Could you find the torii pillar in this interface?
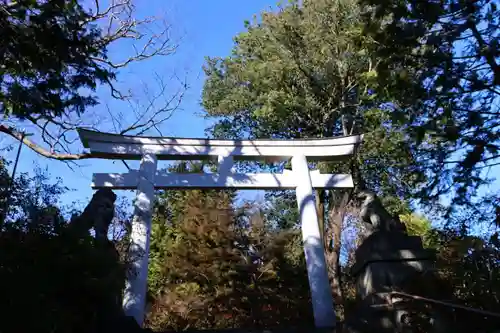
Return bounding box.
[77,128,363,328]
[122,153,157,324]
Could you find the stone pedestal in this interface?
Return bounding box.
[348,231,436,332]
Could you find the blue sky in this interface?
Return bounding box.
[2,0,276,210]
[1,0,498,229]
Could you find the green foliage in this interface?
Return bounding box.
[359,0,500,207]
[0,163,125,333]
[149,161,238,297]
[1,0,499,330]
[0,225,125,333]
[147,162,313,330]
[263,190,300,230]
[400,213,438,248]
[0,157,12,219]
[0,0,114,120]
[201,0,429,310]
[434,228,500,313]
[203,0,372,138]
[202,0,425,209]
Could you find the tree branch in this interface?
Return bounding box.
[0,124,93,160]
[2,0,185,161]
[87,0,177,72]
[466,10,500,85]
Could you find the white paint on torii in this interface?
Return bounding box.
[77,129,363,328]
[78,128,361,161]
[92,170,354,190]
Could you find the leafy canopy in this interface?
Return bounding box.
[202,0,425,207]
[0,0,114,120]
[360,0,500,207]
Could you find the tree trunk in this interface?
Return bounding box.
[325,190,350,305]
[316,189,326,245]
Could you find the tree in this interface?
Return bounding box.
[0,0,182,161]
[0,164,126,333]
[403,220,500,330]
[359,0,500,211]
[262,190,300,231]
[400,213,438,249]
[435,229,500,314]
[202,0,425,305]
[146,162,313,330]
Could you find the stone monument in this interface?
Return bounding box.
[348,191,437,332]
[67,188,150,333]
[67,188,117,242]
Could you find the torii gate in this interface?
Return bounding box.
[77,129,363,328]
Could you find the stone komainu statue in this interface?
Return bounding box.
[349,190,449,332]
[358,190,407,235]
[65,189,135,332]
[68,188,117,241]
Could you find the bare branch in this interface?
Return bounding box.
[104,76,132,100]
[88,0,177,71]
[0,124,94,160]
[1,0,186,162]
[119,72,187,135]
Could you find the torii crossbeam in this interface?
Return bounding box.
[78,129,363,328]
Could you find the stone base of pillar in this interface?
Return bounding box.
[347,231,441,332]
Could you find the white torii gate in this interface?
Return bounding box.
[77,129,363,328]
